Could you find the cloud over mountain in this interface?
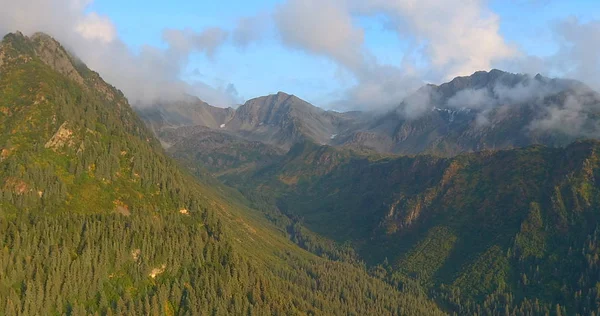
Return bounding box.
[271,0,516,110]
[2,0,600,113]
[0,0,238,107]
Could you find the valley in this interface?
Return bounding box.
[145,66,600,315]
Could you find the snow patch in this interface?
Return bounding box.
[431,107,473,122]
[220,124,225,128]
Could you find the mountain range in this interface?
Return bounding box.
[143,68,600,158]
[140,50,600,315]
[3,30,600,316]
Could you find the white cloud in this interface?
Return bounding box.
[274,0,366,72]
[350,0,517,79]
[445,78,560,112]
[271,0,517,111]
[0,0,236,107]
[2,0,599,114]
[398,85,440,119]
[162,27,229,60]
[447,88,495,110]
[76,12,117,43]
[273,0,422,110]
[232,14,269,49]
[551,17,600,89]
[494,79,554,104]
[529,94,600,137]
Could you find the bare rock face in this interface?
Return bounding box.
[139,95,236,133]
[222,92,366,149]
[149,264,167,279]
[45,122,74,151]
[31,33,84,85]
[0,46,5,71]
[0,148,10,161]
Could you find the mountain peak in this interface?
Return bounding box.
[443,69,527,90]
[244,91,313,111]
[0,31,88,86]
[2,30,26,42]
[2,31,57,45]
[30,32,56,43]
[1,31,36,57]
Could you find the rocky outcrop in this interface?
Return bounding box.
[45,122,74,151]
[0,46,5,70]
[31,33,85,85]
[149,264,166,279]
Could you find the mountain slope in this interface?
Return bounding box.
[159,125,285,176]
[138,95,235,133]
[343,69,600,155]
[0,32,444,315]
[141,91,370,150]
[0,31,177,213]
[222,92,363,149]
[224,139,600,315]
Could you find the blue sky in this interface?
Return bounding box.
[86,0,342,104]
[492,0,599,53]
[6,0,597,109]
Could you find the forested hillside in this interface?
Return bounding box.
[0,32,444,315]
[217,139,600,315]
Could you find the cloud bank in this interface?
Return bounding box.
[0,0,240,107]
[1,0,600,115]
[269,0,518,111]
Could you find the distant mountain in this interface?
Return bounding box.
[342,69,600,155]
[223,92,367,149]
[145,70,600,160]
[138,95,235,132]
[0,31,444,316]
[141,91,371,150]
[158,125,285,176]
[141,92,372,176]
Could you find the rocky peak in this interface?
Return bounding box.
[235,92,312,125]
[31,32,85,85]
[1,31,85,84]
[436,69,529,97]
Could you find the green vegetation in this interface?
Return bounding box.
[397,226,458,285]
[7,28,600,316]
[209,136,600,315]
[0,212,445,315]
[0,33,444,315]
